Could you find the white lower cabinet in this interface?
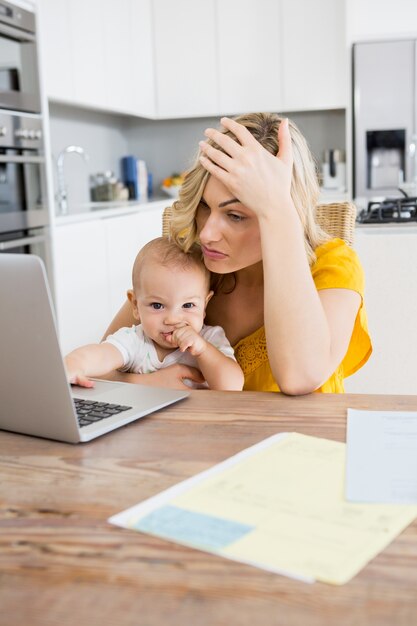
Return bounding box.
[105,209,165,320]
[53,206,165,354]
[53,219,109,355]
[345,228,417,395]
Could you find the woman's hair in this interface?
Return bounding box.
[170,112,330,266]
[132,236,210,292]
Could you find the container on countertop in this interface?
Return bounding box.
[90,171,129,202]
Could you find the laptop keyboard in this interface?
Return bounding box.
[73,398,132,428]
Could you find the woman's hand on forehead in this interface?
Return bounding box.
[198,117,294,221]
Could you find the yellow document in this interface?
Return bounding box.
[109,432,417,585]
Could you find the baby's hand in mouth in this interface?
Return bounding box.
[163,323,188,344]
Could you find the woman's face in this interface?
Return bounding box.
[196,176,262,274]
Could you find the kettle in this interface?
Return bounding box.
[321,149,346,191]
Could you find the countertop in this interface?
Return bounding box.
[52,193,417,234]
[55,191,349,227]
[53,197,171,226]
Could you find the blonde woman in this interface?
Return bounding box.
[105,113,371,394]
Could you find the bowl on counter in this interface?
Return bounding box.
[161,184,181,199]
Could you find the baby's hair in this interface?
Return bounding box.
[132,236,210,291]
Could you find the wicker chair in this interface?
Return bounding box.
[315,202,356,247]
[162,201,357,247]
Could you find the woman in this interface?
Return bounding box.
[105,112,371,394]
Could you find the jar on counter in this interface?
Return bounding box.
[90,171,129,202]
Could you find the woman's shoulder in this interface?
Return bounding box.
[314,237,356,261]
[312,238,365,294]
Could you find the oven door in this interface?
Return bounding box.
[0,149,49,234]
[0,16,40,114]
[0,228,46,253]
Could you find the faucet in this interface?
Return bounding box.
[56,145,89,215]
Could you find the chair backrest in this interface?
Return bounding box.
[162,201,357,247]
[315,202,357,247]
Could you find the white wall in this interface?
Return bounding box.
[48,103,130,209]
[47,106,345,211]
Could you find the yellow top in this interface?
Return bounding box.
[233,238,372,393]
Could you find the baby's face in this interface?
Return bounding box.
[132,263,211,349]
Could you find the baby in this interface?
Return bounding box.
[65,237,244,390]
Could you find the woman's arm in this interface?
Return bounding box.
[102,299,136,340]
[199,118,360,394]
[100,364,206,390]
[260,215,360,393]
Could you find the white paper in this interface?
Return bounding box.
[346,409,417,504]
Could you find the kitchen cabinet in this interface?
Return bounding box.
[281,0,347,111]
[347,0,417,42]
[53,219,110,355]
[217,0,282,114]
[106,210,164,318]
[152,0,218,118]
[53,204,165,354]
[154,0,347,116]
[69,0,107,110]
[345,226,417,395]
[130,0,157,117]
[38,0,347,119]
[38,0,155,116]
[37,0,74,102]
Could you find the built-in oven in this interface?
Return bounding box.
[0,2,53,293]
[0,0,40,114]
[0,110,50,250]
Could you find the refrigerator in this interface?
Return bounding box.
[353,39,417,200]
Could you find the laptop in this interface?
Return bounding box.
[0,254,189,443]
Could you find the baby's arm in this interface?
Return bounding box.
[171,326,244,391]
[64,343,124,388]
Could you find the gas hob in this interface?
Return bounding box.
[357,196,417,223]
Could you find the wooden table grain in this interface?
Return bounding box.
[2,391,417,626]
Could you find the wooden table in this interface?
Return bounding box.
[2,391,417,626]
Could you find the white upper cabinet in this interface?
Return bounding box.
[38,0,347,118]
[69,0,107,110]
[152,0,218,118]
[217,0,282,115]
[347,0,417,42]
[102,0,134,114]
[104,0,156,116]
[281,0,347,111]
[37,0,74,102]
[38,0,155,116]
[130,0,156,117]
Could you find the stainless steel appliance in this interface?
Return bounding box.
[0,110,49,250]
[353,39,417,200]
[357,195,417,224]
[0,1,50,265]
[321,149,346,191]
[0,0,41,114]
